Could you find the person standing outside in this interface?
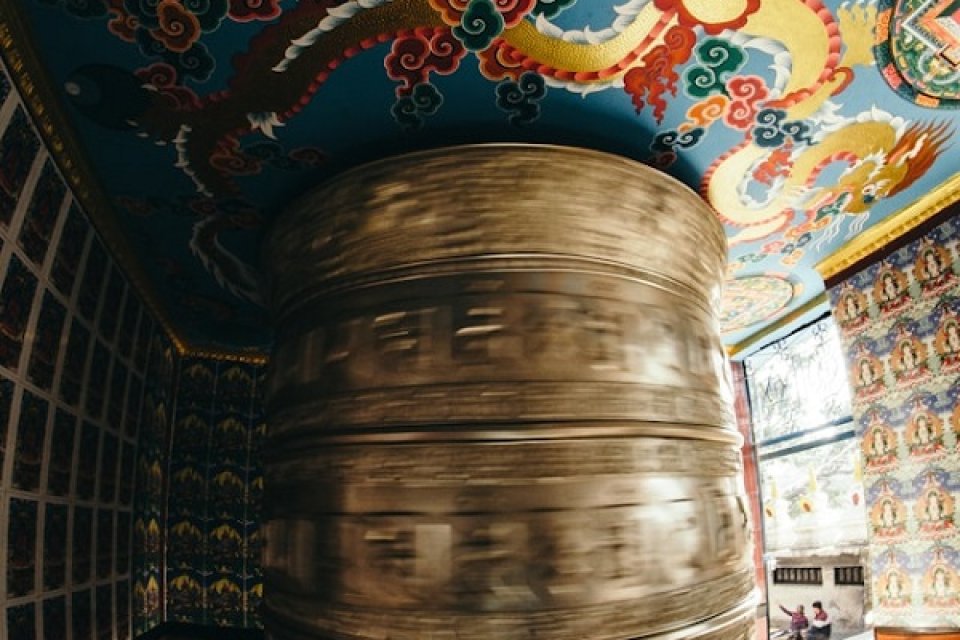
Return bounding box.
[808,601,832,640]
[779,603,809,639]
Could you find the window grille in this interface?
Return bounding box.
[834,566,864,585]
[773,567,823,585]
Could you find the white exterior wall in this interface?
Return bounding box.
[766,553,867,638]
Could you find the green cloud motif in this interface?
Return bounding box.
[391,83,444,129]
[453,0,505,52]
[532,0,578,19]
[684,38,746,98]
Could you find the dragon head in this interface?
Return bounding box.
[821,121,951,216]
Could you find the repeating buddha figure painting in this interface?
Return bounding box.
[133,576,161,625]
[933,305,960,373]
[853,342,886,402]
[922,548,960,610]
[913,239,956,297]
[832,212,960,628]
[835,283,871,333]
[913,473,956,540]
[890,324,931,387]
[877,551,912,609]
[874,263,911,317]
[905,408,947,460]
[870,482,908,542]
[862,411,899,472]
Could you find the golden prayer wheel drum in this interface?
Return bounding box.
[263,145,756,639]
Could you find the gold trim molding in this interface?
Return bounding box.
[816,172,960,282]
[731,169,960,359]
[0,3,268,364]
[187,349,268,366]
[725,292,828,358]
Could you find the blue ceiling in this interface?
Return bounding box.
[6,0,960,353]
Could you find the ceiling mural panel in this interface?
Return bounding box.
[4,0,960,352]
[876,0,960,106]
[719,275,797,333]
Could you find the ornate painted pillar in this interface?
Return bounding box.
[262,144,756,639]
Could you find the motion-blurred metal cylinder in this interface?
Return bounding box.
[263,145,756,640]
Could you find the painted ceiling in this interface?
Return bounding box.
[3,0,960,355]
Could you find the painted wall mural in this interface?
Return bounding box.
[829,213,960,628]
[131,331,176,636]
[5,0,959,352]
[875,0,960,107]
[1,55,270,637]
[0,58,157,640]
[166,357,265,629]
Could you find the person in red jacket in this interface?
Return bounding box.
[808,601,832,639]
[779,603,809,639]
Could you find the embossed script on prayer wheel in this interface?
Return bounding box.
[262,145,756,639]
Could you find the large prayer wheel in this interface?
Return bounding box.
[262,145,756,639]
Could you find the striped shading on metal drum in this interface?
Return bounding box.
[263,144,756,639]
